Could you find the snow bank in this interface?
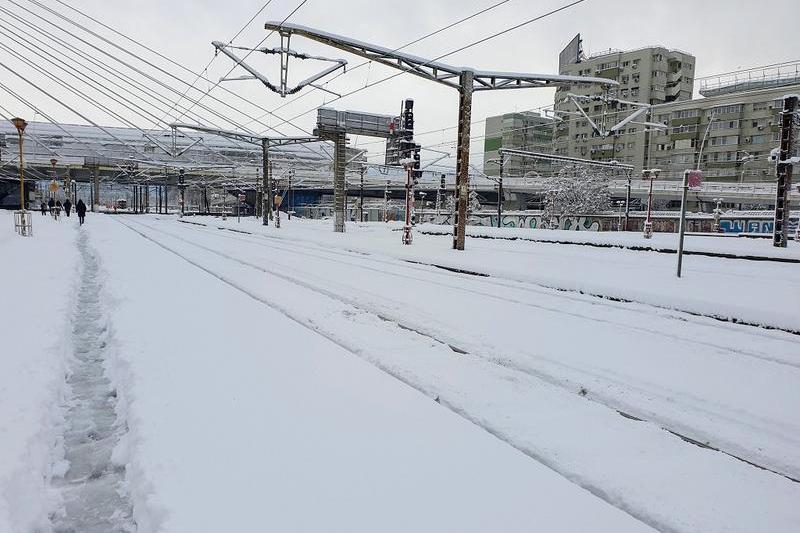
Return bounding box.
[88,217,654,533]
[0,212,79,531]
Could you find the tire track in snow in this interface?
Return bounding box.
[120,217,800,484]
[51,229,135,533]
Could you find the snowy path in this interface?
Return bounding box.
[112,215,800,533]
[51,229,135,532]
[84,216,655,533]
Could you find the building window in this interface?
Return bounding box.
[632,74,640,83]
[672,109,700,119]
[753,101,769,111]
[632,59,640,69]
[627,142,635,149]
[708,104,744,116]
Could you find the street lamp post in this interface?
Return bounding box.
[12,118,27,210]
[11,117,33,236]
[641,168,660,239]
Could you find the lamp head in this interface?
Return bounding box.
[11,117,27,134]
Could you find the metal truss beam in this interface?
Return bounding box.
[263,22,617,249]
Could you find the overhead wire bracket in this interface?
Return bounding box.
[211,32,347,98]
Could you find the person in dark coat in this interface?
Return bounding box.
[48,197,55,214]
[40,201,47,216]
[76,199,87,225]
[64,198,72,217]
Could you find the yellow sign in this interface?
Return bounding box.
[274,195,283,206]
[49,180,59,192]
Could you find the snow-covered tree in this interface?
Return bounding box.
[540,164,612,228]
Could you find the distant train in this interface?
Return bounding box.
[115,198,128,210]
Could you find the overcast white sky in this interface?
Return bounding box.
[2,0,799,166]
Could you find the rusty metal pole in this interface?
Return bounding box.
[773,95,797,248]
[453,70,474,250]
[92,166,100,212]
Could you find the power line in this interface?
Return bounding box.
[7,0,332,163]
[154,0,276,128]
[173,0,309,123]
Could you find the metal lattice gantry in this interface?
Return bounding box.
[265,21,618,250]
[171,123,317,225]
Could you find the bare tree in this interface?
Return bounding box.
[540,164,612,228]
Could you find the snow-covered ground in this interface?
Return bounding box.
[0,212,77,532]
[208,216,800,332]
[417,222,800,260]
[2,211,799,532]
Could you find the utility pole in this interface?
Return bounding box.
[179,168,185,217]
[773,95,797,248]
[262,138,271,226]
[359,164,365,222]
[403,164,413,245]
[92,166,100,212]
[255,167,262,219]
[453,70,474,250]
[497,153,504,229]
[676,170,690,278]
[288,169,294,220]
[383,180,389,223]
[623,174,632,231]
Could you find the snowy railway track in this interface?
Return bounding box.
[174,217,800,338]
[170,217,800,367]
[118,217,800,485]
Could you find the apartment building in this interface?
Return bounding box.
[647,84,800,182]
[483,111,554,178]
[552,35,695,171]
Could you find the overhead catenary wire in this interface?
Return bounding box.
[154,0,276,128]
[172,0,310,123]
[5,0,333,163]
[0,11,266,167]
[16,0,317,141]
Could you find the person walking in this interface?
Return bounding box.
[48,197,55,215]
[64,198,72,217]
[76,199,87,225]
[40,201,47,216]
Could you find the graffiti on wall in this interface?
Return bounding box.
[298,206,797,235]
